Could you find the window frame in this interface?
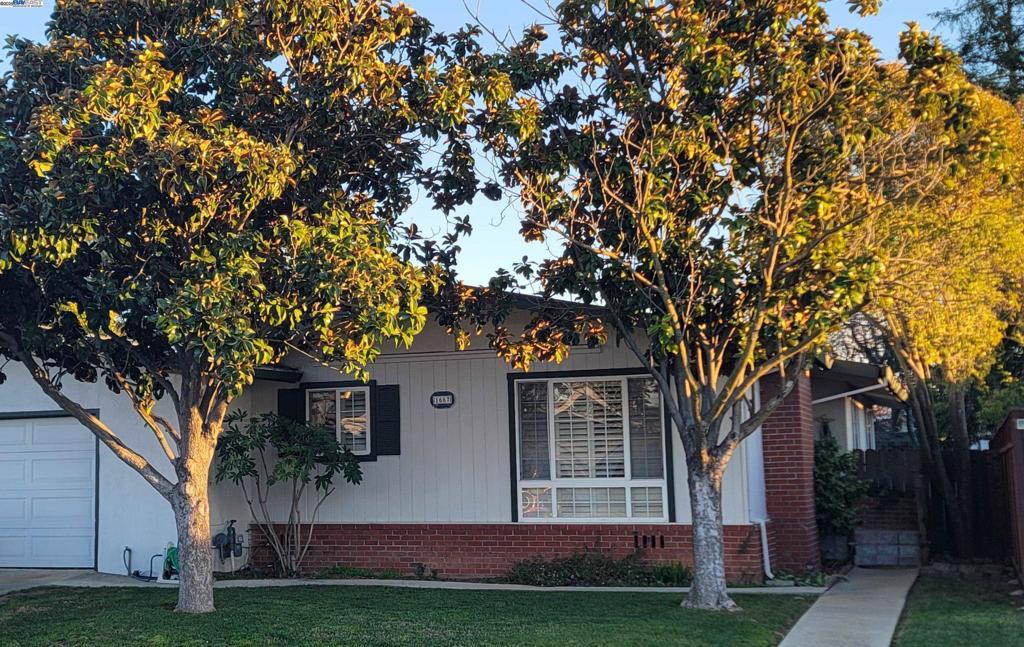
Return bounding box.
[305,385,372,457]
[512,374,670,523]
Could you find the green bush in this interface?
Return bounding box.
[651,561,692,586]
[814,437,868,536]
[506,549,690,587]
[773,569,828,587]
[216,412,363,576]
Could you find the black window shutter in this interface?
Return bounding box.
[373,384,401,456]
[278,388,304,422]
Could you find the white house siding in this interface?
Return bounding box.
[225,321,755,530]
[0,317,762,576]
[812,397,878,453]
[813,399,848,445]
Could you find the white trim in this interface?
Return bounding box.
[306,386,372,457]
[375,347,604,363]
[811,383,885,405]
[513,374,669,523]
[745,382,767,524]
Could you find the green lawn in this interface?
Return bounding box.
[0,585,813,646]
[894,574,1024,647]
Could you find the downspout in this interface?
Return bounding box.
[752,518,774,580]
[745,382,774,580]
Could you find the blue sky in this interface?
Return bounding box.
[1,0,955,286]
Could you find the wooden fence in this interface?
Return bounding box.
[851,436,1019,562]
[991,408,1024,578]
[855,448,921,495]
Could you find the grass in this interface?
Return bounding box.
[214,565,411,581]
[0,585,813,646]
[893,573,1024,647]
[315,565,408,580]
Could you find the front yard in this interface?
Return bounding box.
[0,585,812,646]
[894,573,1024,646]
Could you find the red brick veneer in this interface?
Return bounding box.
[858,496,918,531]
[249,523,765,581]
[760,372,821,572]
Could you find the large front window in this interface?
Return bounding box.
[515,376,667,521]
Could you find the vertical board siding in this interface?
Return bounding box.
[242,327,753,525]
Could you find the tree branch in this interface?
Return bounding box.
[0,333,175,500]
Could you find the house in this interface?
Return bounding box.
[811,359,908,452]
[0,308,822,581]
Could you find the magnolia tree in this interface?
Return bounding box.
[461,1,985,610]
[0,0,484,612]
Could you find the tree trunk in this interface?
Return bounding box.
[683,464,737,611]
[170,426,218,613]
[947,385,974,557]
[906,381,970,557]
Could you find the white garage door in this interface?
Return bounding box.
[0,415,96,568]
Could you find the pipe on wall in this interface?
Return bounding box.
[751,518,774,580]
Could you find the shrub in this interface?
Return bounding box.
[216,412,363,576]
[506,549,690,587]
[773,569,828,587]
[814,437,868,536]
[651,562,692,586]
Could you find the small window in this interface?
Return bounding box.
[521,487,553,518]
[307,387,371,456]
[556,487,627,518]
[630,487,664,518]
[518,382,551,479]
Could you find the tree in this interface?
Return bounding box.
[977,337,1024,433]
[462,1,983,609]
[0,0,482,612]
[216,412,362,576]
[936,1,1024,100]
[860,89,1024,556]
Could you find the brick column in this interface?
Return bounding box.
[761,371,820,572]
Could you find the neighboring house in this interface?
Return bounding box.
[811,359,908,453]
[0,308,821,581]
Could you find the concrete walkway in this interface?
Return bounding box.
[1,568,826,596]
[780,567,918,647]
[0,569,96,595]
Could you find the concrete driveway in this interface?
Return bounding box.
[0,569,97,595]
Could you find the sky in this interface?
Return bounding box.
[0,0,957,286]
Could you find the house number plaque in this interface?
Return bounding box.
[430,391,455,409]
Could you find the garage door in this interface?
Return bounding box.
[0,415,96,567]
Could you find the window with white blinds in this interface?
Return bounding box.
[553,380,625,478]
[515,376,667,522]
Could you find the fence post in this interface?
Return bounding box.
[913,473,929,564]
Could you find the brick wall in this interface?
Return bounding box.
[761,371,821,572]
[250,523,765,581]
[858,496,918,531]
[243,371,822,580]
